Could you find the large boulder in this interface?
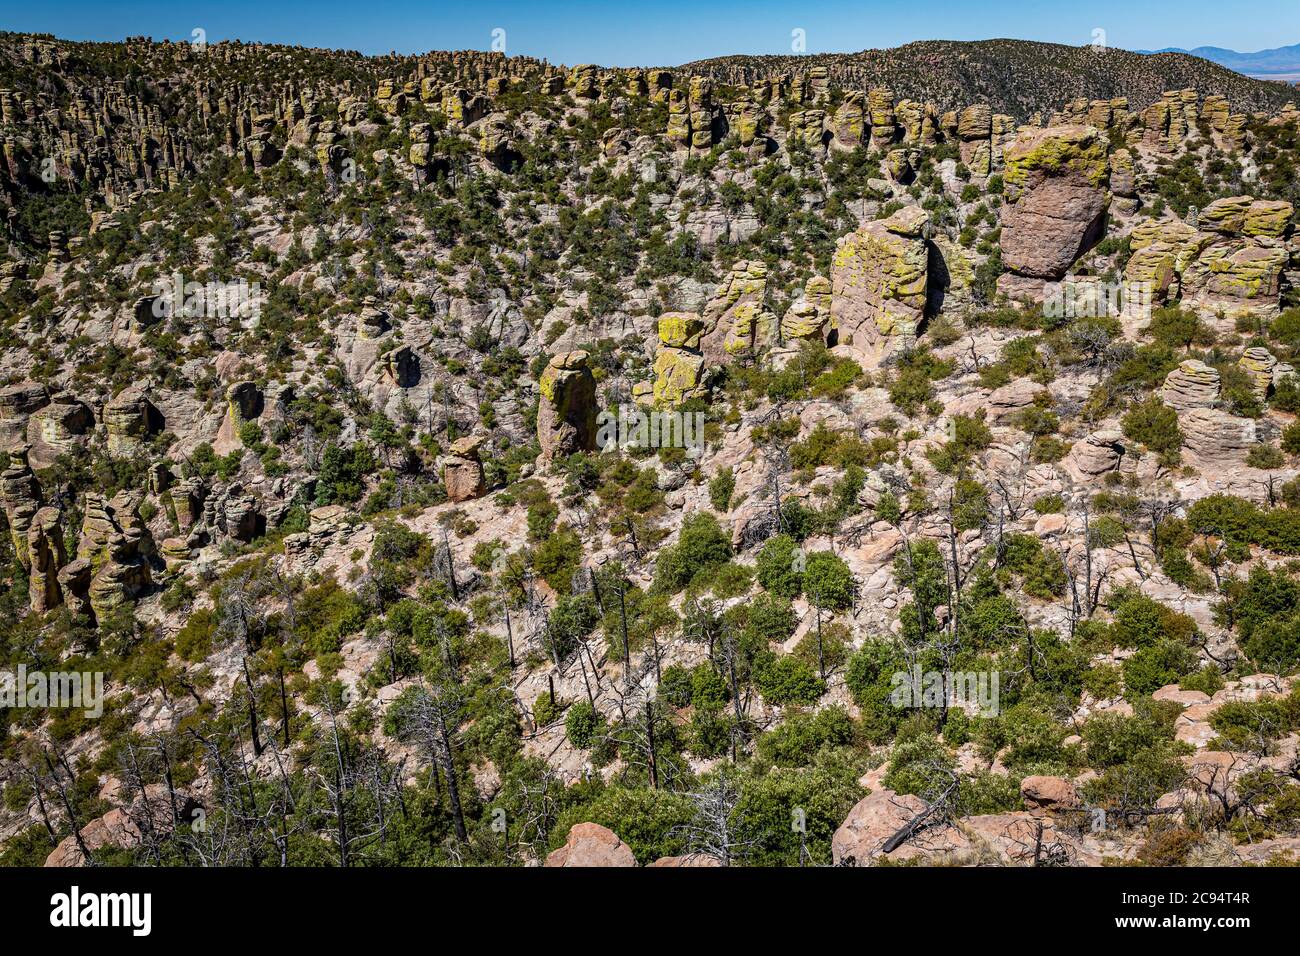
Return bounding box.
[1000,125,1109,279]
[544,823,637,867]
[831,206,929,367]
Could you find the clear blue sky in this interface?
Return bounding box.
[6,0,1299,66]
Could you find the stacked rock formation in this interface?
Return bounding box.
[780,276,833,344]
[1160,360,1221,410]
[443,435,487,502]
[699,260,776,363]
[537,351,598,462]
[1180,197,1294,321]
[651,313,709,406]
[831,205,930,367]
[1238,348,1278,401]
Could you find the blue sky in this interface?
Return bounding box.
[6,0,1299,66]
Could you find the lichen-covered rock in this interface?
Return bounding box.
[780,276,832,343]
[538,351,598,461]
[1,446,41,569]
[1109,147,1136,198]
[444,435,487,502]
[1001,125,1109,279]
[1125,218,1210,300]
[1160,359,1221,410]
[832,91,864,149]
[1181,238,1290,320]
[831,206,929,367]
[103,385,162,456]
[88,530,152,621]
[27,506,65,612]
[652,313,709,406]
[1200,196,1294,238]
[1238,347,1278,400]
[700,260,775,362]
[928,234,975,313]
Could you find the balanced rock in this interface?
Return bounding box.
[538,351,598,462]
[444,435,487,502]
[1001,125,1109,279]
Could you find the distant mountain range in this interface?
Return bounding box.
[1140,43,1300,81]
[681,39,1300,119]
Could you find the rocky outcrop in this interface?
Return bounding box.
[699,260,775,363]
[1181,407,1256,462]
[103,385,163,456]
[1160,360,1220,410]
[27,394,93,469]
[1124,218,1210,303]
[538,351,598,462]
[88,530,152,621]
[0,381,48,452]
[1000,125,1109,280]
[1065,429,1125,480]
[1,446,41,568]
[831,206,929,367]
[780,276,832,344]
[1238,347,1278,400]
[652,313,708,405]
[27,506,65,612]
[443,435,487,502]
[544,822,637,867]
[1180,197,1294,321]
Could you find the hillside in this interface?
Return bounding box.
[680,39,1300,119]
[2,30,1300,871]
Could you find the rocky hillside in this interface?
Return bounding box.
[2,31,1300,868]
[681,40,1300,119]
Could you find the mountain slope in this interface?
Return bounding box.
[679,38,1300,119]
